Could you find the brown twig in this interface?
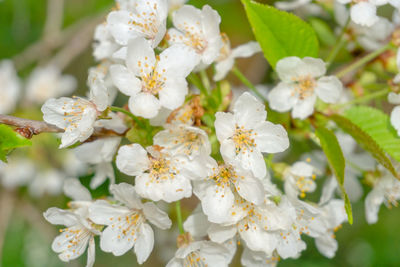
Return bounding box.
[0,114,126,140]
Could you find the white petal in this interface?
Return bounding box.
[126,37,156,76]
[158,79,188,110]
[254,121,289,153]
[100,224,135,256]
[239,222,277,255]
[207,224,237,243]
[231,41,261,58]
[89,200,129,225]
[214,112,235,142]
[350,2,378,27]
[267,83,296,112]
[86,236,96,267]
[157,44,200,78]
[129,93,161,119]
[63,178,92,201]
[235,175,265,205]
[315,235,338,258]
[233,92,266,129]
[391,106,400,136]
[315,76,343,103]
[110,182,143,209]
[109,64,141,96]
[116,144,149,176]
[291,94,317,119]
[134,223,155,264]
[142,202,172,229]
[43,207,78,226]
[213,58,235,81]
[183,212,210,238]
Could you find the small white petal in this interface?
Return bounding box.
[129,93,161,119]
[116,144,149,176]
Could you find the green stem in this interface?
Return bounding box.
[232,66,267,102]
[335,43,392,78]
[175,201,184,234]
[188,73,208,96]
[200,69,211,91]
[326,18,350,69]
[109,106,145,128]
[335,88,390,108]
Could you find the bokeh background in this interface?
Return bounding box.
[1,0,400,266]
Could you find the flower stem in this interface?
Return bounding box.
[326,18,350,69]
[109,106,145,128]
[232,66,267,102]
[335,88,390,108]
[200,69,211,91]
[335,43,392,78]
[188,73,208,96]
[175,201,185,234]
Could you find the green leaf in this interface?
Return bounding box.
[331,114,398,178]
[315,126,353,224]
[0,124,32,162]
[241,0,319,68]
[308,18,336,46]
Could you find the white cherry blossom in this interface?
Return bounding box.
[41,75,109,148]
[29,170,66,198]
[110,37,199,118]
[268,57,343,119]
[193,159,265,224]
[215,92,289,179]
[284,161,317,199]
[336,0,385,27]
[153,123,211,159]
[74,137,122,189]
[93,23,120,61]
[241,248,279,267]
[214,35,261,81]
[43,180,98,267]
[166,240,233,267]
[26,65,77,104]
[167,5,223,67]
[116,144,209,202]
[0,60,21,114]
[365,167,400,224]
[88,183,171,263]
[107,0,168,49]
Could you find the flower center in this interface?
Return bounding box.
[292,75,316,100]
[110,211,144,241]
[128,2,160,39]
[232,125,256,154]
[148,156,176,182]
[62,98,97,130]
[139,59,166,95]
[183,251,207,267]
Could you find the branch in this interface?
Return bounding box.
[0,115,62,136]
[0,114,126,141]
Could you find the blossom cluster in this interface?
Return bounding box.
[2,0,400,266]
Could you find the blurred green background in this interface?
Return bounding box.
[1,0,400,266]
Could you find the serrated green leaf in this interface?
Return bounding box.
[331,114,398,178]
[344,106,400,162]
[241,0,319,68]
[315,126,353,224]
[0,124,32,162]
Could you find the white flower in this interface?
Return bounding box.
[166,240,233,267]
[214,36,261,81]
[365,168,400,224]
[107,0,168,49]
[335,0,385,27]
[268,57,343,119]
[310,199,348,258]
[207,196,305,259]
[193,159,265,224]
[44,180,97,266]
[153,124,211,159]
[87,66,118,106]
[215,92,289,179]
[116,144,208,202]
[26,65,77,104]
[74,137,122,189]
[29,170,66,198]
[41,77,109,148]
[167,5,223,67]
[43,207,98,267]
[110,37,199,118]
[284,161,317,199]
[88,183,171,263]
[0,60,21,114]
[0,158,34,189]
[93,23,120,61]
